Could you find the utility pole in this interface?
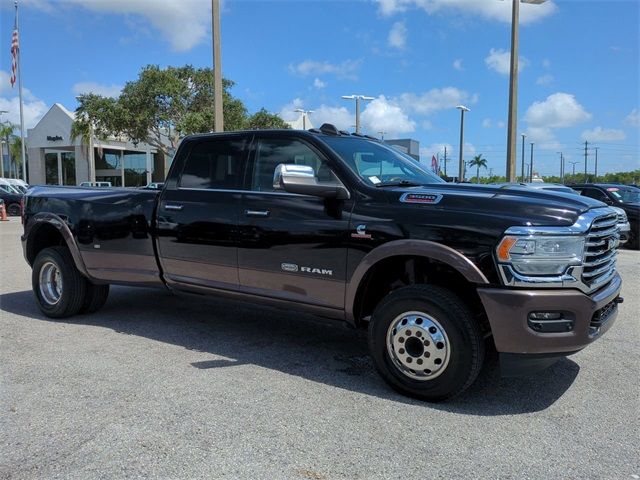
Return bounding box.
[594,147,599,181]
[583,140,589,182]
[212,0,224,132]
[456,105,470,182]
[443,146,448,179]
[529,142,534,182]
[557,152,564,182]
[520,133,526,182]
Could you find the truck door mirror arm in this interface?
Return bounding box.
[273,163,350,200]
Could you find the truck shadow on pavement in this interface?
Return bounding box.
[1,286,580,415]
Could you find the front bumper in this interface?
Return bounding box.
[477,272,622,356]
[618,221,631,243]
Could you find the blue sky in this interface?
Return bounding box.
[1,0,638,177]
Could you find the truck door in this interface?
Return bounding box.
[237,134,353,310]
[156,136,247,290]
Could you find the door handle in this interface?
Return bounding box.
[245,209,270,217]
[165,204,184,211]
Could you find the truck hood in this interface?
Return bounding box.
[383,183,605,227]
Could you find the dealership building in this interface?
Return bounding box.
[27,104,168,187]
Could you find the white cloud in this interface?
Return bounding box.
[524,93,591,128]
[397,87,476,115]
[485,48,529,75]
[72,82,122,98]
[452,59,463,71]
[360,96,415,135]
[313,78,327,89]
[0,94,48,130]
[288,59,362,79]
[33,0,212,52]
[375,0,558,25]
[422,143,453,158]
[524,127,562,151]
[536,74,554,86]
[497,120,505,128]
[482,118,492,128]
[311,105,354,131]
[624,108,640,127]
[542,58,551,68]
[388,21,407,49]
[280,99,353,131]
[581,127,626,142]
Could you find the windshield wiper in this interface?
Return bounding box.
[375,180,424,188]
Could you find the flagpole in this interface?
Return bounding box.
[15,0,27,182]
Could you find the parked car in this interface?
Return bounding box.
[142,182,164,190]
[1,178,28,194]
[21,125,624,401]
[570,184,639,249]
[79,181,112,187]
[0,188,23,216]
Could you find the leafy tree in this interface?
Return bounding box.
[9,136,22,178]
[72,65,286,158]
[468,154,487,183]
[245,108,290,130]
[0,124,13,177]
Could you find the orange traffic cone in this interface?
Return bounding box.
[0,203,8,221]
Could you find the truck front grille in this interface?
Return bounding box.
[582,212,619,291]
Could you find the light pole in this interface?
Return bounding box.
[456,105,470,182]
[520,133,526,182]
[529,142,534,182]
[0,110,8,178]
[341,95,374,134]
[570,161,579,176]
[293,108,314,130]
[211,0,223,132]
[505,0,549,182]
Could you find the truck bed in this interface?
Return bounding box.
[25,186,163,286]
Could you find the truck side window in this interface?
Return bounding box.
[581,188,609,202]
[180,139,246,190]
[251,138,337,192]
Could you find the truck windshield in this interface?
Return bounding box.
[322,136,444,187]
[607,186,640,204]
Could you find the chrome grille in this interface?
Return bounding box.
[582,212,619,291]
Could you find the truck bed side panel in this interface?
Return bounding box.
[25,186,162,286]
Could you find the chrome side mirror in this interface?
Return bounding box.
[273,163,350,200]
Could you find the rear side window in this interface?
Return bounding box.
[580,188,609,202]
[180,138,246,190]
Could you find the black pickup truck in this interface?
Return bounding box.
[22,124,623,401]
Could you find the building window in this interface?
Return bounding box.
[61,152,76,185]
[45,152,59,185]
[123,151,148,187]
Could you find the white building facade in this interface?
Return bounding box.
[27,104,167,187]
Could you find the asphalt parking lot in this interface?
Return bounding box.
[1,218,639,480]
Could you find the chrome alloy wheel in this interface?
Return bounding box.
[39,261,63,306]
[386,311,451,381]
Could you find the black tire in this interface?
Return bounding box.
[32,247,87,319]
[7,203,20,216]
[79,283,110,314]
[368,284,485,402]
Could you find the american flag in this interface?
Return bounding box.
[10,17,19,88]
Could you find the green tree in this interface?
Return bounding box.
[468,154,488,184]
[9,136,22,178]
[72,65,287,157]
[0,124,13,177]
[245,108,290,130]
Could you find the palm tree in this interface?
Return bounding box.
[0,124,13,177]
[468,154,488,184]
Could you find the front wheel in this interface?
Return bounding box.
[368,284,485,402]
[32,247,87,318]
[7,203,21,216]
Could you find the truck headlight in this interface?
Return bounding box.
[496,235,585,276]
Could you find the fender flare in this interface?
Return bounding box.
[25,213,91,279]
[345,239,489,323]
